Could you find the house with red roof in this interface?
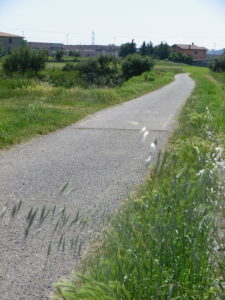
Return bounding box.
[171,43,207,61]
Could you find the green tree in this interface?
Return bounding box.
[209,54,225,72]
[69,50,81,58]
[2,46,47,74]
[76,55,122,87]
[154,42,171,59]
[168,52,193,64]
[146,41,154,56]
[55,49,64,61]
[119,40,137,58]
[0,41,3,56]
[139,41,147,56]
[121,54,154,80]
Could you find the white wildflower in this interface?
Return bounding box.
[196,169,205,176]
[140,126,146,133]
[206,106,212,121]
[150,142,156,150]
[142,130,149,142]
[146,155,152,163]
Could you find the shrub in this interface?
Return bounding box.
[169,52,193,64]
[2,46,46,74]
[121,54,154,80]
[76,55,122,87]
[69,50,81,58]
[209,54,225,72]
[62,62,77,72]
[44,68,80,88]
[55,49,64,61]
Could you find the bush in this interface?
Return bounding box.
[209,54,225,72]
[62,62,77,72]
[121,54,154,80]
[76,55,122,87]
[2,46,46,74]
[55,49,64,61]
[69,51,81,58]
[169,52,193,64]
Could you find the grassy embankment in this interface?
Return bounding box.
[54,66,225,299]
[0,62,176,149]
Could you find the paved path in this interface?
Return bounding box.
[0,73,194,300]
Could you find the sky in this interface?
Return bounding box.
[0,0,225,49]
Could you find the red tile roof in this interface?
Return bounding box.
[0,32,23,38]
[172,44,207,51]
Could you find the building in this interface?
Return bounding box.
[0,32,24,55]
[171,43,207,61]
[63,44,120,57]
[28,42,64,55]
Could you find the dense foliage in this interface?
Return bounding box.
[76,55,123,87]
[2,46,47,74]
[169,52,193,64]
[119,40,137,57]
[121,54,154,79]
[139,41,154,56]
[55,49,64,61]
[209,54,225,72]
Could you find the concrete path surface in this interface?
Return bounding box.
[0,73,194,300]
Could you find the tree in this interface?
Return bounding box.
[139,41,147,56]
[168,52,193,64]
[209,54,225,72]
[146,41,154,56]
[0,41,3,56]
[55,49,64,61]
[119,40,137,58]
[76,55,122,87]
[2,46,47,74]
[69,50,81,58]
[154,42,171,59]
[121,54,154,80]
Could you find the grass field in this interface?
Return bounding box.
[0,67,175,149]
[54,66,225,299]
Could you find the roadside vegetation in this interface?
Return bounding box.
[53,65,225,299]
[209,53,225,72]
[0,47,177,148]
[2,44,225,298]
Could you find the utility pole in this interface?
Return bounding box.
[66,33,69,54]
[91,31,95,45]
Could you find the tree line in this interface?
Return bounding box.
[119,40,193,64]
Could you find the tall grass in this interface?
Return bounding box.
[54,66,225,299]
[0,69,174,148]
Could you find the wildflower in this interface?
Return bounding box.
[142,130,149,142]
[150,142,156,150]
[206,106,212,121]
[146,155,152,163]
[140,126,146,133]
[196,169,205,176]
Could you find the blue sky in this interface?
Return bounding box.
[0,0,224,49]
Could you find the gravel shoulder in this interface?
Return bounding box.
[0,73,194,300]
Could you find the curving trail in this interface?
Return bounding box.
[0,73,194,300]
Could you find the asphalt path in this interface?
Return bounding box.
[0,73,195,300]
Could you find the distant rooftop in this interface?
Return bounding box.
[173,44,207,51]
[0,32,23,38]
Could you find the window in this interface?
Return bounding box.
[9,37,12,44]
